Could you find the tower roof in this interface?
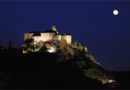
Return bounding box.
[52,25,57,31]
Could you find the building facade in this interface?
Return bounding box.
[23,25,72,48]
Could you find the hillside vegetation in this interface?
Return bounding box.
[0,40,117,88]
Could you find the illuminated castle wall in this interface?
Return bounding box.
[24,25,72,44]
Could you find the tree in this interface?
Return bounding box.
[24,38,34,52]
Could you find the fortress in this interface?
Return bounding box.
[24,25,72,44]
[23,25,72,53]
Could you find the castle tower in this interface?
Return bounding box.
[51,25,58,34]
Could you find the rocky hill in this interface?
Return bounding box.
[0,40,117,89]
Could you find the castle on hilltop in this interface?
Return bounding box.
[24,25,72,45]
[23,25,72,53]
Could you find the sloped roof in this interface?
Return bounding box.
[44,29,57,34]
[32,32,41,36]
[29,29,57,35]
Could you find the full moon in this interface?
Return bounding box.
[113,10,119,15]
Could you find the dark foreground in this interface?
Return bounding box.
[0,49,129,89]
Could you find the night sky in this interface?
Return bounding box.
[0,0,130,71]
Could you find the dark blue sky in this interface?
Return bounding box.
[0,0,130,71]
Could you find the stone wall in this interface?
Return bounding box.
[54,35,62,41]
[61,35,72,44]
[24,32,72,45]
[40,33,55,41]
[24,33,33,40]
